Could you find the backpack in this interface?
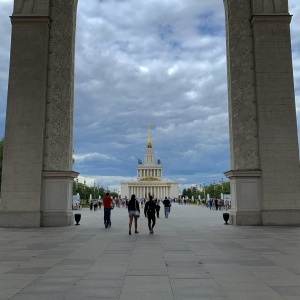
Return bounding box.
[147,201,156,214]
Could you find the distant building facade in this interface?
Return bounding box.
[121,123,178,199]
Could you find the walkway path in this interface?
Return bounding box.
[0,204,300,299]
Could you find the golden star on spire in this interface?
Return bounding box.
[147,122,152,148]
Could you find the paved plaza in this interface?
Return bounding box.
[0,204,300,300]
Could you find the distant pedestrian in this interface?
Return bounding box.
[89,200,93,211]
[225,200,229,210]
[128,194,140,235]
[144,195,156,234]
[163,196,171,218]
[215,199,219,211]
[155,199,160,218]
[103,193,113,228]
[93,200,98,211]
[209,199,213,210]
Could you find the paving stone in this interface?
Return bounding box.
[0,206,299,299]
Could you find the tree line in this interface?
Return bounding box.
[182,181,230,200]
[73,181,118,202]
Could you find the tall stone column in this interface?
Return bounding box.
[251,0,300,225]
[0,0,78,227]
[0,1,51,227]
[41,0,79,226]
[224,0,300,225]
[223,0,262,225]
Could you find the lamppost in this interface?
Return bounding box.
[84,179,87,203]
[75,178,78,193]
[220,177,224,200]
[93,181,96,200]
[213,179,216,199]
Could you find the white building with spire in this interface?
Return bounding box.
[121,123,179,199]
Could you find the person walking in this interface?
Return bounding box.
[163,196,171,218]
[155,199,160,218]
[209,199,213,210]
[128,194,140,235]
[103,192,113,228]
[144,195,156,234]
[93,199,98,211]
[215,199,219,211]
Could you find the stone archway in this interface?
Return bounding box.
[0,0,299,227]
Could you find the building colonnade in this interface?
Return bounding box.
[137,169,162,178]
[128,184,172,199]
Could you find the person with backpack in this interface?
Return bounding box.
[144,195,156,234]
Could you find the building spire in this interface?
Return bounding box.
[147,122,152,148]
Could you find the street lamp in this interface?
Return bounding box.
[83,179,87,203]
[93,181,96,200]
[75,178,78,193]
[213,179,216,199]
[202,182,206,200]
[220,177,224,200]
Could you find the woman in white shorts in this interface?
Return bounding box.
[128,194,140,235]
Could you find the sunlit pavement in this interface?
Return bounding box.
[0,204,300,300]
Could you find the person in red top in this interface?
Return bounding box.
[103,192,113,228]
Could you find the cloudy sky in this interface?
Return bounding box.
[0,0,300,193]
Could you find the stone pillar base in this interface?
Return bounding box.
[42,171,79,227]
[225,169,262,226]
[262,210,300,226]
[230,211,261,226]
[0,211,40,228]
[41,210,73,227]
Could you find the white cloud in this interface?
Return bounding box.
[138,66,149,73]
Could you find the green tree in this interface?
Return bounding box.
[0,137,4,193]
[205,181,231,199]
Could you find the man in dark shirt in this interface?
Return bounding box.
[163,197,171,218]
[144,195,156,234]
